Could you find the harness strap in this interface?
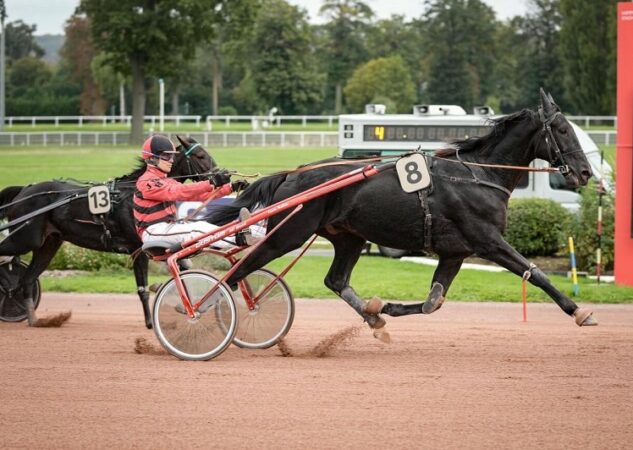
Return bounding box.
[434,173,512,197]
[0,193,87,233]
[185,143,201,156]
[416,189,433,253]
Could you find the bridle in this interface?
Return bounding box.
[538,107,584,177]
[179,141,213,181]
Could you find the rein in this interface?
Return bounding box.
[427,154,560,173]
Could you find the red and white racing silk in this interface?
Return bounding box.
[134,165,232,239]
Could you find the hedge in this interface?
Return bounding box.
[504,198,572,257]
[570,181,615,272]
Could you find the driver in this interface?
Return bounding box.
[134,134,256,248]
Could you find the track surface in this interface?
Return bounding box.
[1,293,632,449]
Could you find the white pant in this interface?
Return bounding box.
[141,221,267,249]
[142,221,235,248]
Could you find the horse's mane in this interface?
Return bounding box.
[435,109,538,158]
[115,158,147,184]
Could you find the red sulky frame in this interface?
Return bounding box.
[152,163,387,317]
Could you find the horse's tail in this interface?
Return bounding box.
[207,172,288,225]
[0,186,24,219]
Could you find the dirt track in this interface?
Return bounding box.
[1,293,632,449]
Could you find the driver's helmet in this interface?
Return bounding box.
[142,135,178,161]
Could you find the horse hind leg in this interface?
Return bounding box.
[323,233,390,342]
[23,235,72,327]
[373,256,463,317]
[368,282,444,317]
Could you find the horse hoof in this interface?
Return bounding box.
[373,327,391,344]
[573,308,598,326]
[422,282,445,314]
[422,294,445,314]
[370,315,386,330]
[364,298,384,315]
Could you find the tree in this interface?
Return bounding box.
[365,15,426,96]
[319,0,373,113]
[247,0,325,114]
[203,0,260,115]
[343,56,416,113]
[501,1,567,112]
[6,57,80,115]
[560,0,617,114]
[5,20,44,61]
[8,57,51,95]
[59,15,106,115]
[422,0,498,110]
[79,0,228,143]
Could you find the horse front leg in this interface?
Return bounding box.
[133,252,152,329]
[374,256,464,317]
[476,233,596,327]
[23,235,72,327]
[322,233,390,341]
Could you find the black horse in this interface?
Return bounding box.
[0,135,216,328]
[207,89,596,338]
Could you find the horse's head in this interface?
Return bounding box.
[534,88,592,187]
[171,135,217,182]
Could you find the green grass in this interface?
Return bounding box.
[0,143,615,188]
[39,255,633,302]
[0,145,337,187]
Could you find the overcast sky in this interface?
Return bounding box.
[6,0,528,35]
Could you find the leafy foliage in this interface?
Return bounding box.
[560,0,617,114]
[7,58,80,115]
[60,15,107,115]
[47,243,129,271]
[318,0,374,113]
[79,0,230,141]
[1,0,621,116]
[504,198,572,256]
[343,56,416,113]
[247,0,325,114]
[501,1,567,112]
[570,180,614,272]
[5,20,44,60]
[422,0,498,110]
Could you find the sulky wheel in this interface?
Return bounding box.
[152,270,237,361]
[0,259,41,322]
[232,268,294,349]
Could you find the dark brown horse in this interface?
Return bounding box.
[206,90,596,340]
[0,135,216,328]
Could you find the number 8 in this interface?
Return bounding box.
[405,161,422,184]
